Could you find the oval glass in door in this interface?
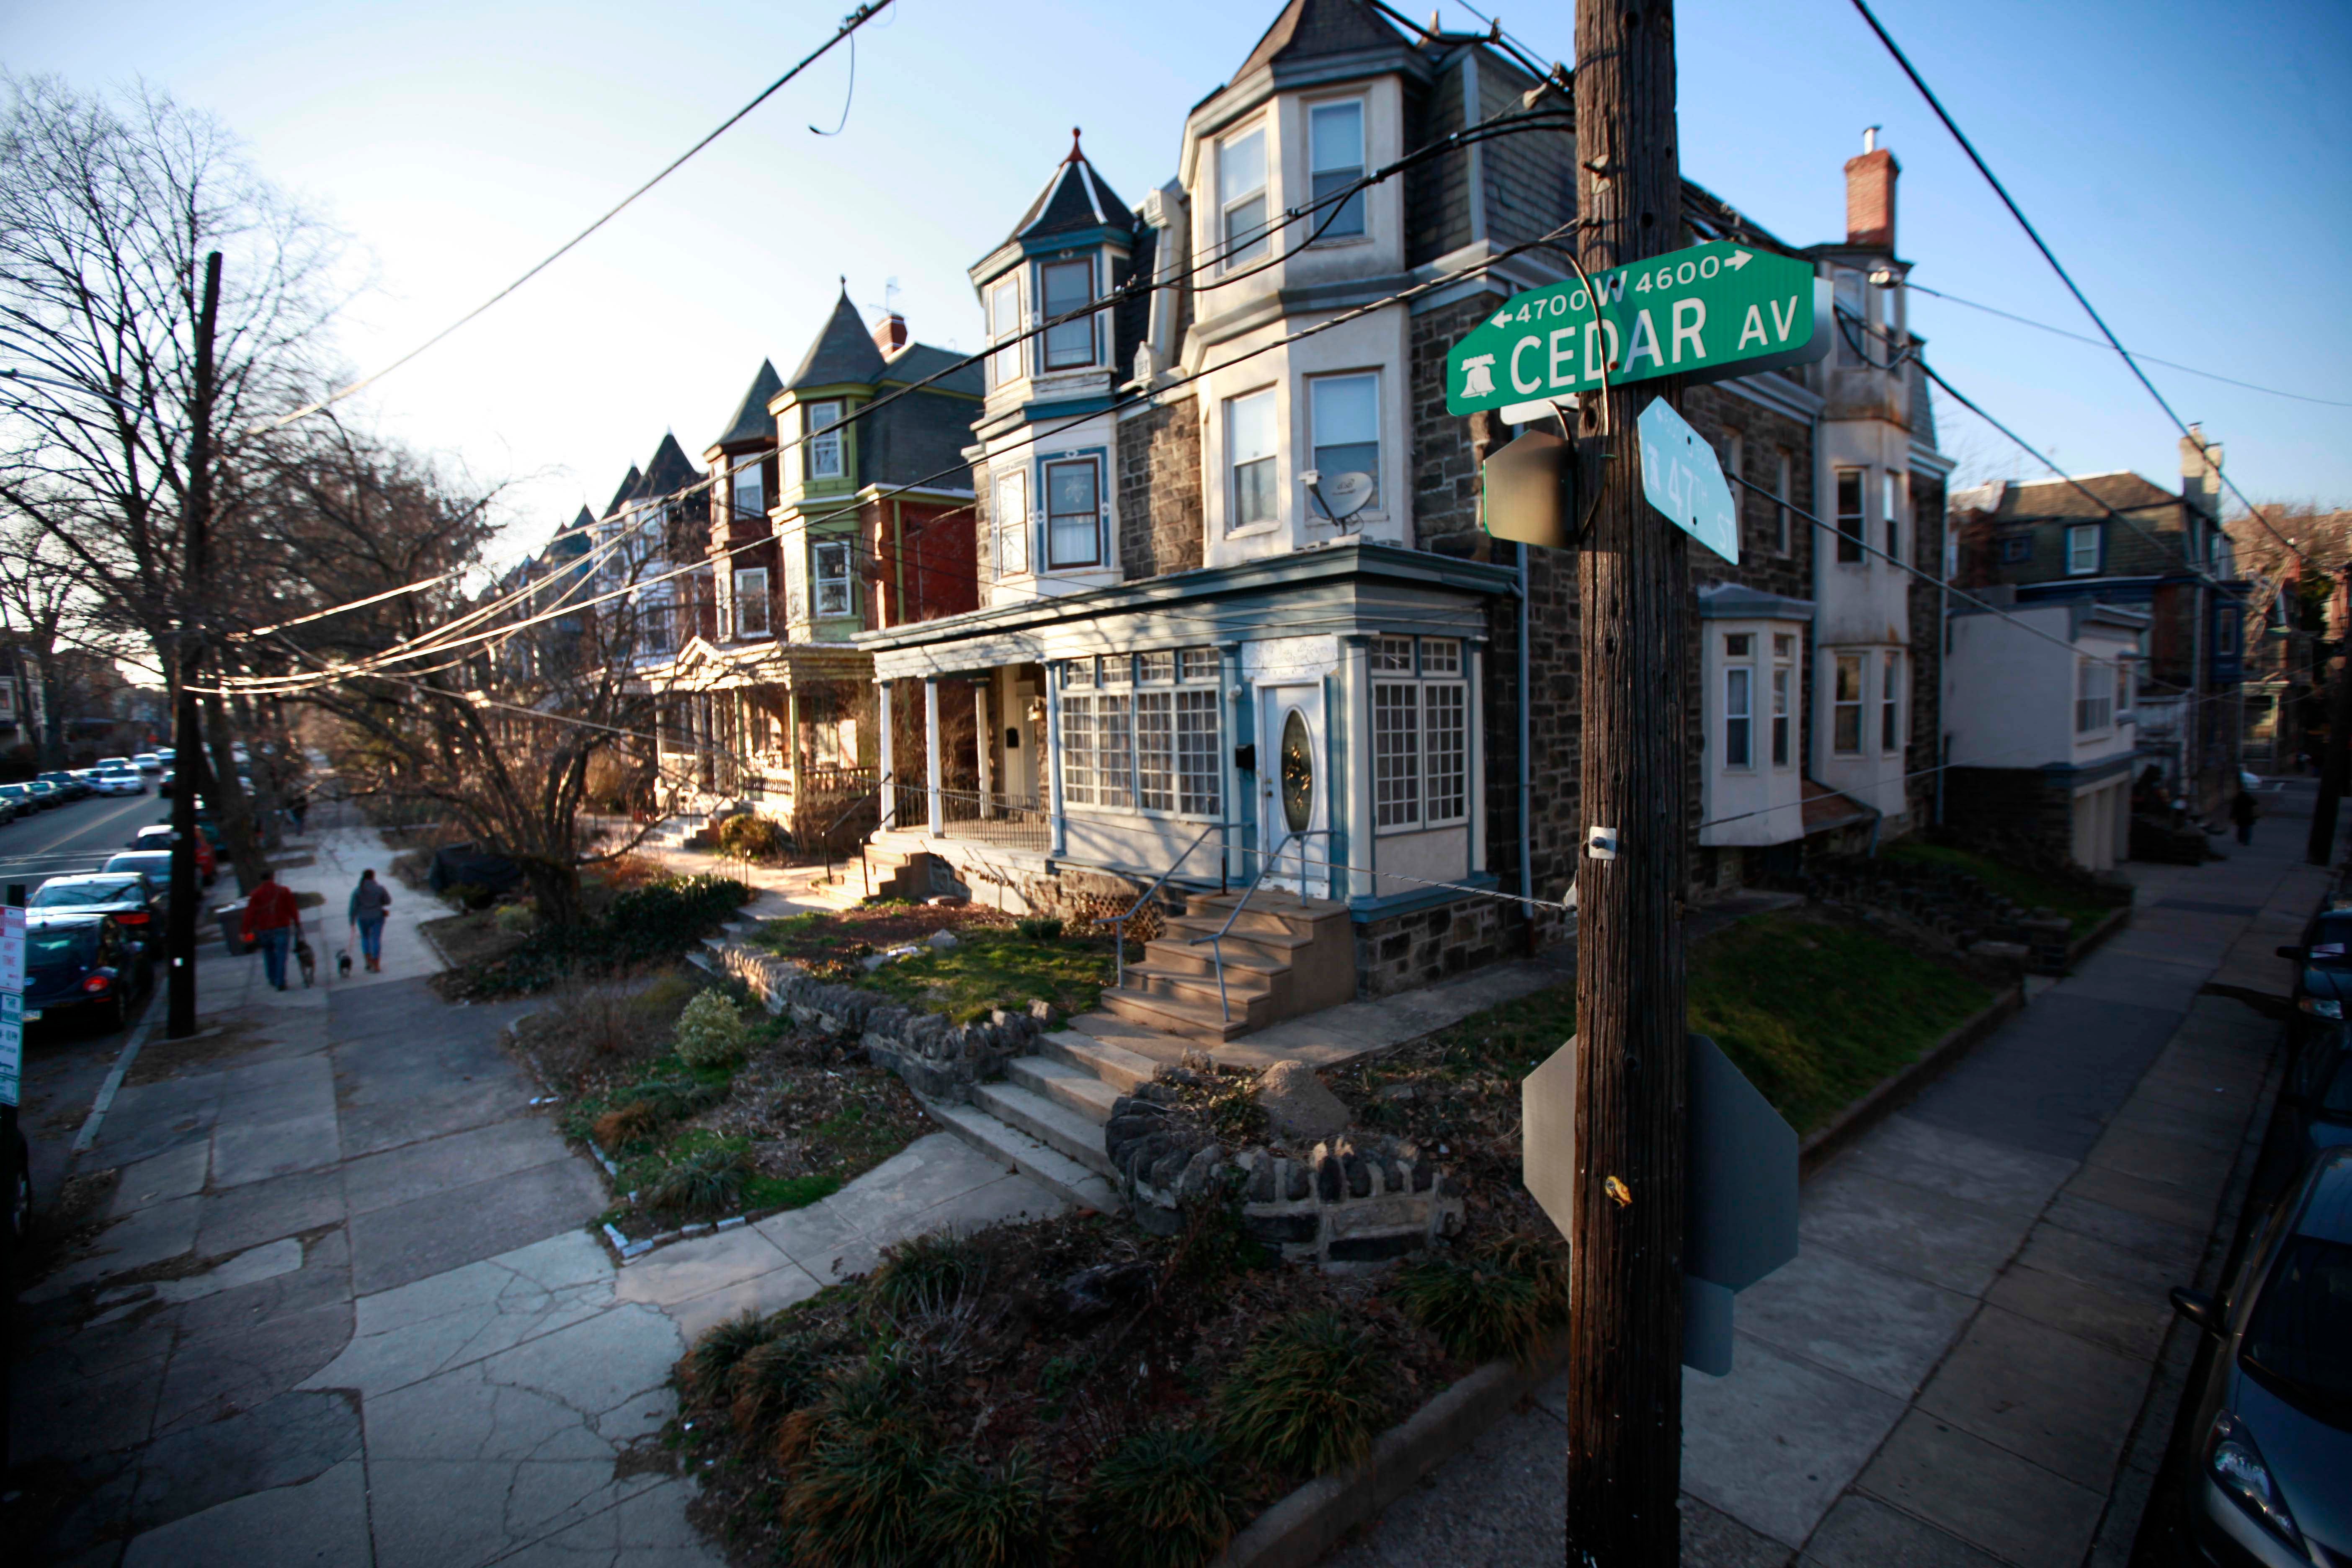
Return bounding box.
[1279,708,1313,833]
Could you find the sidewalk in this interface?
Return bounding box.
[1327,792,2326,1568]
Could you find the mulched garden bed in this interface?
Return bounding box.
[671,1194,1560,1568]
[748,905,1122,1024]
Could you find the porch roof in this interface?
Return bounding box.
[858,539,1518,678]
[641,636,872,693]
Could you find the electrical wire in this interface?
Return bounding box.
[253,2,896,437]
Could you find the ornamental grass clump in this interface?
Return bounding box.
[673,988,750,1072]
[645,1144,751,1218]
[1387,1231,1570,1369]
[776,1356,937,1568]
[870,1230,979,1315]
[1215,1310,1392,1477]
[1082,1425,1247,1568]
[730,1333,832,1433]
[926,1447,1063,1568]
[691,1308,778,1390]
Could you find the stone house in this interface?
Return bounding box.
[849,0,1957,1019]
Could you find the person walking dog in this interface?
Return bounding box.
[240,869,303,991]
[348,868,392,973]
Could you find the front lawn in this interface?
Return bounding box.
[1329,910,1996,1142]
[749,906,1120,1023]
[1880,839,2120,937]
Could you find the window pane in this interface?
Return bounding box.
[806,401,843,480]
[1062,694,1095,806]
[1883,472,1901,561]
[1177,689,1221,815]
[1724,633,1753,658]
[1771,668,1790,766]
[995,470,1028,576]
[1178,648,1218,682]
[1221,127,1269,264]
[1370,636,1414,673]
[731,460,763,516]
[1308,102,1365,237]
[1881,652,1901,751]
[1135,691,1174,812]
[1041,259,1095,369]
[989,278,1021,385]
[1374,682,1419,828]
[1836,470,1864,563]
[1310,374,1379,511]
[1420,638,1461,675]
[2068,524,2099,574]
[1045,460,1100,567]
[1097,693,1133,809]
[1229,391,1278,527]
[1137,651,1174,683]
[813,542,851,618]
[1834,654,1862,753]
[1725,667,1751,769]
[1425,683,1466,822]
[733,568,770,638]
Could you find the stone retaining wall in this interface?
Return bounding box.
[705,941,1041,1103]
[1104,1082,1463,1270]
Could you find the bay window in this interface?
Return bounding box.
[1832,653,1862,754]
[995,469,1029,577]
[804,401,844,482]
[1372,637,1469,830]
[1219,125,1269,266]
[1228,388,1278,529]
[1881,651,1903,752]
[988,277,1021,387]
[811,540,851,619]
[1308,373,1379,515]
[1040,258,1096,370]
[732,567,770,639]
[1308,101,1365,238]
[1044,457,1102,569]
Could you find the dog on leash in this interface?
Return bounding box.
[337,949,353,980]
[295,939,317,988]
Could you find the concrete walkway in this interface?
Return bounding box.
[1327,786,2324,1568]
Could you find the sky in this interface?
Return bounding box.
[4,0,2348,569]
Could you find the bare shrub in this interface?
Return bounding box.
[528,972,683,1088]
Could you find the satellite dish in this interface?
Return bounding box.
[1306,469,1377,528]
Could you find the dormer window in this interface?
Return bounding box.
[1219,125,1270,266]
[804,401,844,482]
[988,276,1021,387]
[1308,101,1365,239]
[1040,258,1096,370]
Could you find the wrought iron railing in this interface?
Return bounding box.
[1189,830,1329,1023]
[1108,821,1239,994]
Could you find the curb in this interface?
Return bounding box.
[2068,902,2133,966]
[1217,1337,1571,1568]
[1798,980,2026,1181]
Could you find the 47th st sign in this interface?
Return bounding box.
[1447,240,1830,416]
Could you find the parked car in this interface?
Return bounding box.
[36,770,90,801]
[129,823,216,884]
[30,871,164,934]
[0,792,20,825]
[156,768,174,798]
[101,851,181,909]
[2275,911,2352,1048]
[2265,1024,2352,1181]
[132,752,161,773]
[24,780,60,809]
[2169,1146,2352,1567]
[90,769,144,797]
[21,910,154,1032]
[97,755,133,772]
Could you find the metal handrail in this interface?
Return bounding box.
[1109,820,1243,993]
[817,774,885,889]
[1188,829,1330,1023]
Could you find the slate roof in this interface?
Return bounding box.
[603,465,643,518]
[1006,131,1133,246]
[1982,472,2180,522]
[877,342,985,399]
[713,360,783,448]
[1232,0,1410,81]
[563,506,593,533]
[641,433,699,500]
[788,290,888,393]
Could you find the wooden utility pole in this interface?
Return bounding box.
[2308,568,2352,866]
[166,251,222,1039]
[1567,0,1689,1560]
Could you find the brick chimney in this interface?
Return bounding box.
[2179,422,2224,523]
[873,312,908,355]
[1844,127,1898,251]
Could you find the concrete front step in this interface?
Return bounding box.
[1141,935,1288,981]
[921,1097,1121,1213]
[1005,1055,1122,1126]
[970,1080,1117,1177]
[1037,1030,1158,1093]
[1070,1012,1201,1065]
[1100,983,1257,1041]
[1160,913,1318,964]
[1122,961,1277,1024]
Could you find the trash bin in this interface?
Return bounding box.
[217,900,254,956]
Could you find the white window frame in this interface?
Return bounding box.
[1835,469,1865,564]
[1882,472,1902,563]
[732,567,771,640]
[1218,123,1270,268]
[1306,98,1366,240]
[988,276,1022,388]
[1057,652,1222,820]
[1832,652,1863,756]
[811,540,852,619]
[1307,371,1381,516]
[1880,650,1903,753]
[1371,637,1469,832]
[805,401,845,482]
[1724,662,1754,771]
[1227,387,1279,531]
[2076,657,2114,735]
[2066,523,2100,575]
[1042,456,1104,570]
[1038,256,1097,371]
[1770,661,1792,769]
[994,469,1029,578]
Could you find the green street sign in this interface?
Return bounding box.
[1446,240,1829,415]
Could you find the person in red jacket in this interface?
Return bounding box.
[240,870,302,991]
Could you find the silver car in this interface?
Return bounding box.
[2170,1146,2352,1565]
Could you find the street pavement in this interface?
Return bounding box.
[1326,779,2324,1568]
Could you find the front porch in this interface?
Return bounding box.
[646,637,880,843]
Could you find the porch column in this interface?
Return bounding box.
[784,682,802,811]
[1340,633,1374,904]
[924,676,944,837]
[1219,641,1245,886]
[1046,664,1067,856]
[975,679,994,816]
[1468,638,1487,877]
[876,679,895,829]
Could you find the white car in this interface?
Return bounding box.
[90,770,143,797]
[132,752,161,773]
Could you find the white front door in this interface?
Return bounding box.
[1256,681,1327,896]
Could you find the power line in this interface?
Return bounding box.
[1844,0,2311,570]
[254,2,897,437]
[1907,283,2352,410]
